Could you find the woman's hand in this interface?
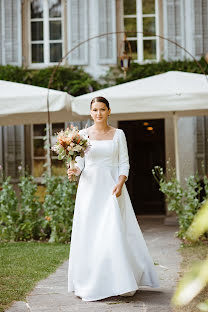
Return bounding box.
[67,166,81,180]
[112,183,123,197]
[112,175,127,197]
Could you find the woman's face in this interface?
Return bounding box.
[90,101,110,123]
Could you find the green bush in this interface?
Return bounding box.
[0,57,207,95]
[0,177,19,240]
[17,174,44,241]
[0,174,77,243]
[101,57,208,87]
[42,175,77,243]
[0,65,102,96]
[152,164,208,240]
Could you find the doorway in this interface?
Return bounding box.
[119,119,165,215]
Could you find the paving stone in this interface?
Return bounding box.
[5,301,30,312]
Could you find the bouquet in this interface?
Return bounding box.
[51,125,90,181]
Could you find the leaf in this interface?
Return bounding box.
[172,257,208,306]
[185,199,208,241]
[58,154,63,160]
[197,300,208,311]
[59,146,64,153]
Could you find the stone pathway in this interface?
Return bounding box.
[6,216,181,312]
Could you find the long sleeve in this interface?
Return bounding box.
[74,129,86,173]
[118,129,130,181]
[75,155,85,172]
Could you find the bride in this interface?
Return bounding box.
[67,96,160,302]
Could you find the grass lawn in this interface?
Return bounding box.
[174,243,208,312]
[0,241,69,312]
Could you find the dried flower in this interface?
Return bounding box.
[45,216,51,221]
[51,125,91,181]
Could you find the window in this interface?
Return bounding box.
[30,0,63,66]
[32,123,66,180]
[32,120,93,180]
[123,0,159,62]
[32,123,48,179]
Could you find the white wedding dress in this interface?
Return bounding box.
[68,128,160,301]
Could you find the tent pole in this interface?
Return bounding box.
[173,112,180,182]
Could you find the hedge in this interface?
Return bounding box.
[0,65,102,96]
[0,57,207,96]
[101,57,208,87]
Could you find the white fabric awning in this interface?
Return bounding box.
[0,80,81,126]
[2,71,208,126]
[72,71,208,120]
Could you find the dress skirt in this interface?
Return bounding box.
[68,160,160,302]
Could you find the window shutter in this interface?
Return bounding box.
[193,0,208,57]
[67,0,88,65]
[97,0,117,64]
[15,125,25,173]
[194,0,203,57]
[3,125,24,181]
[0,0,22,65]
[202,0,208,53]
[163,0,184,60]
[202,1,208,53]
[0,0,2,64]
[3,126,16,179]
[195,116,208,177]
[0,127,3,182]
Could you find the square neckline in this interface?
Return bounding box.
[86,128,118,141]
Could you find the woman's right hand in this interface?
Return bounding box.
[67,166,81,180]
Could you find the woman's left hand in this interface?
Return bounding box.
[112,183,123,197]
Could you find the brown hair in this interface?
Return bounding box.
[90,96,110,110]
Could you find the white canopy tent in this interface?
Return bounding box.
[72,71,208,119]
[0,80,81,126]
[71,71,208,181]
